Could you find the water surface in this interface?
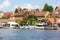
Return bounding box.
[0,29,60,40]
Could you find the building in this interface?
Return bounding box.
[0,6,60,23]
[55,6,60,12]
[46,11,60,18]
[0,11,4,18]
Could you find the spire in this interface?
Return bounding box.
[17,6,22,14]
[18,6,22,11]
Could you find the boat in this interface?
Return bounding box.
[20,25,37,29]
[35,23,45,30]
[7,22,20,29]
[20,25,29,29]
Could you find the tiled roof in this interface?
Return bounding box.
[47,18,60,23]
[2,12,15,18]
[47,11,60,18]
[57,6,60,10]
[34,11,46,17]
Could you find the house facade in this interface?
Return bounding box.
[0,11,4,18]
[0,6,60,23]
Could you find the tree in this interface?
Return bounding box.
[43,4,48,11]
[23,8,27,10]
[19,20,26,26]
[27,15,37,20]
[16,20,26,26]
[35,8,39,11]
[26,15,38,25]
[43,3,53,12]
[16,15,38,25]
[48,6,53,12]
[15,8,18,13]
[15,20,20,23]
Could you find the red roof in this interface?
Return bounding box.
[34,11,46,17]
[10,13,15,17]
[2,12,15,18]
[47,18,60,23]
[57,6,60,10]
[2,13,9,18]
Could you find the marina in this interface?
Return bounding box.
[0,0,60,40]
[0,22,59,30]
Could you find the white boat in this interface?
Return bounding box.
[28,25,37,29]
[35,23,44,30]
[35,27,44,29]
[7,22,20,28]
[20,25,37,29]
[20,25,29,29]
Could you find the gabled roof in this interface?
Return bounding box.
[2,12,15,18]
[34,11,46,17]
[56,6,60,10]
[47,11,60,18]
[47,18,60,23]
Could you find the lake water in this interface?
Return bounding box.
[0,29,60,40]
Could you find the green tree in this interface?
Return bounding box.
[16,15,38,25]
[43,4,48,11]
[27,15,37,20]
[26,15,38,25]
[48,6,53,12]
[16,20,26,26]
[19,20,26,26]
[43,3,53,12]
[23,8,27,10]
[15,20,20,23]
[15,8,18,13]
[35,8,39,11]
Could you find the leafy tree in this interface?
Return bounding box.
[16,15,38,25]
[15,8,18,13]
[19,20,26,26]
[27,15,37,20]
[23,8,27,10]
[43,3,53,12]
[26,15,38,25]
[43,4,48,11]
[15,20,20,23]
[16,20,26,26]
[48,6,53,12]
[35,8,39,11]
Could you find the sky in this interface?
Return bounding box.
[0,0,60,12]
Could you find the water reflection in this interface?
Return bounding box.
[0,29,60,40]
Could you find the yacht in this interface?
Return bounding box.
[20,25,37,29]
[7,22,20,29]
[35,23,45,30]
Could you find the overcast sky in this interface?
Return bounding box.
[0,0,60,12]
